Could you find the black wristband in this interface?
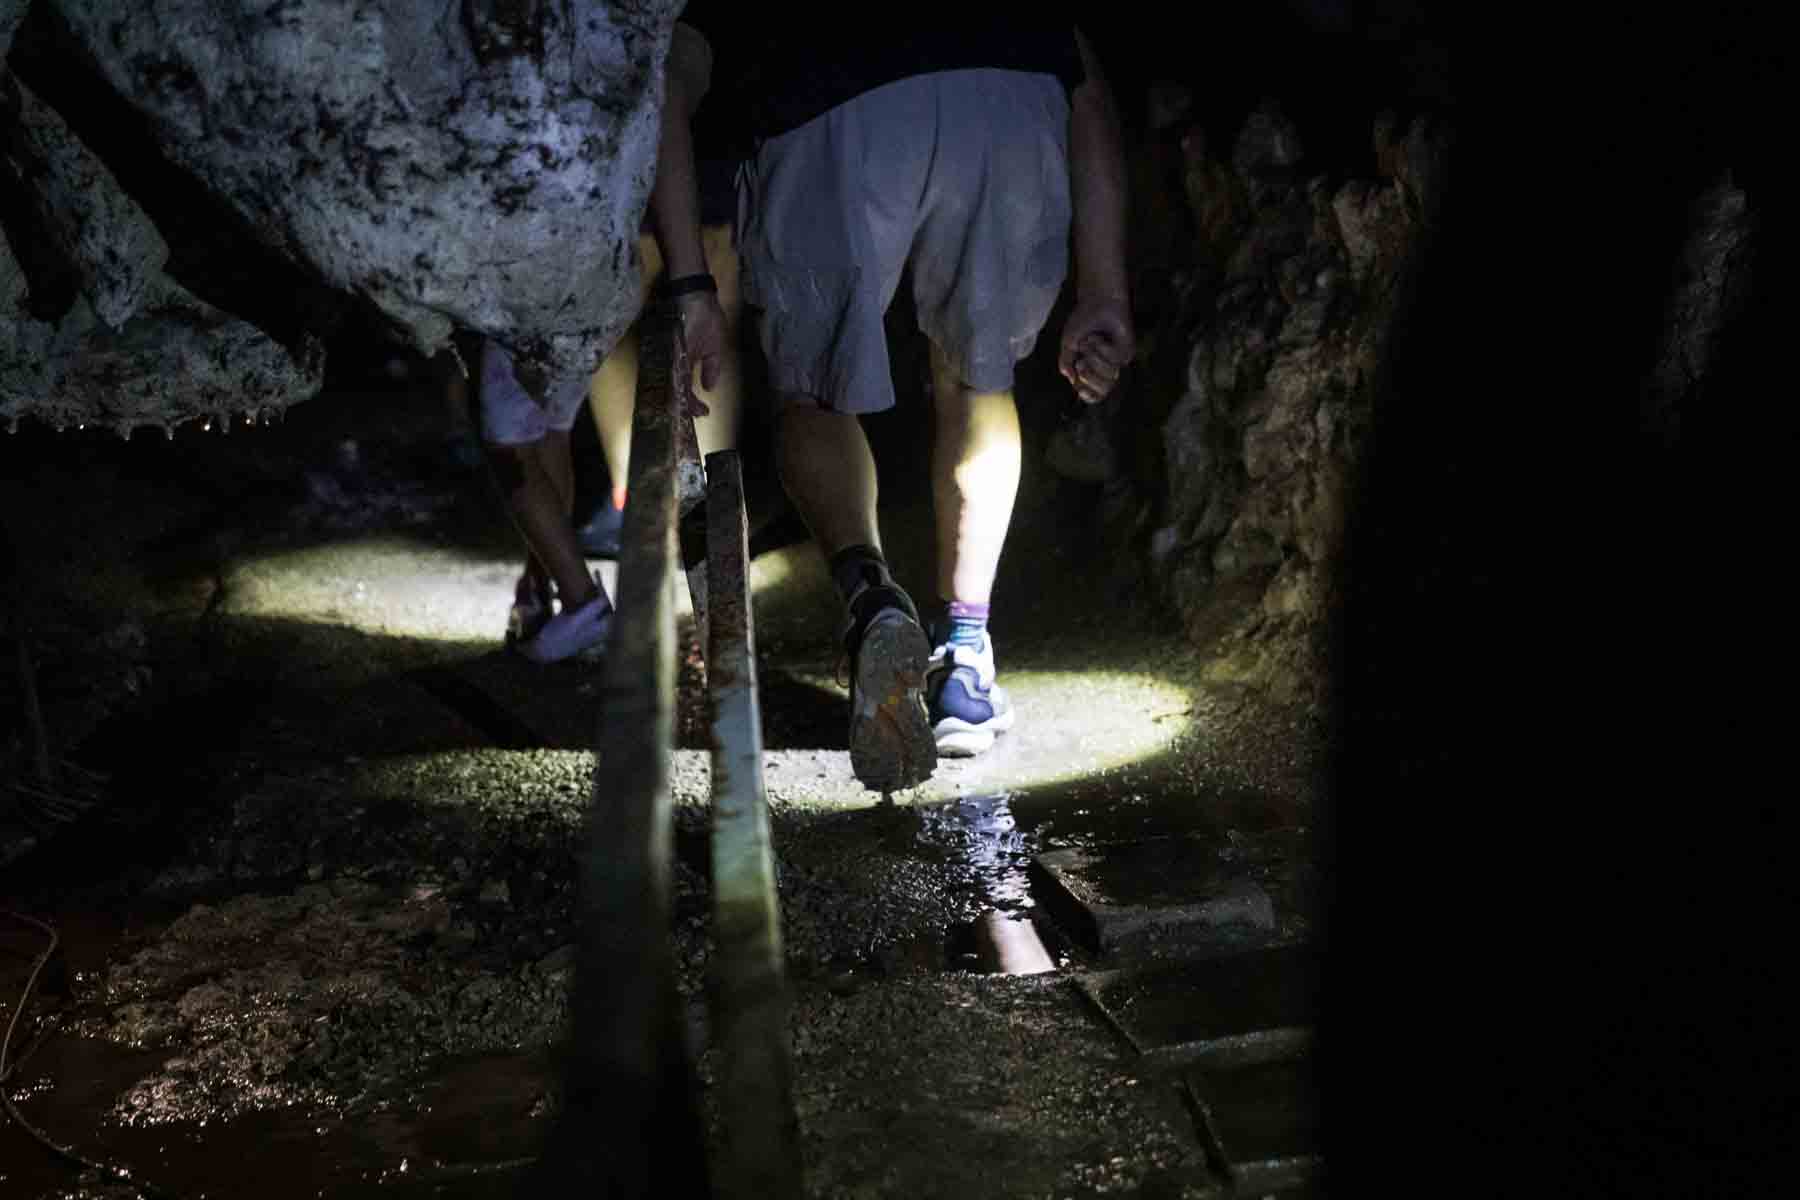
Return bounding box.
[663,272,717,298]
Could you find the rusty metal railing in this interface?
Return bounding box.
[533,300,798,1198]
[703,447,802,1200]
[534,295,707,1195]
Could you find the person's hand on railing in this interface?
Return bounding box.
[673,288,724,420]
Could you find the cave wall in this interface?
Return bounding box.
[1118,99,1448,703]
[2,0,680,436]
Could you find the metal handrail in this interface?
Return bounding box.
[531,299,708,1196]
[704,448,802,1199]
[531,307,799,1198]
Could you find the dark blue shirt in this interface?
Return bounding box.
[680,4,1084,165]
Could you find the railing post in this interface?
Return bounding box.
[704,449,803,1200]
[530,298,708,1197]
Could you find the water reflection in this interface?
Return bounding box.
[914,794,1059,975]
[914,792,1034,915]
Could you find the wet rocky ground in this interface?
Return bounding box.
[1,354,1326,1198]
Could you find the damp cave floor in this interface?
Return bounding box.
[1,369,1324,1199]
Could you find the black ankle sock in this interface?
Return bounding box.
[828,544,890,602]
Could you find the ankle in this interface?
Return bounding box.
[560,577,607,611]
[828,544,891,604]
[931,599,990,648]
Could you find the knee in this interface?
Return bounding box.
[777,394,847,437]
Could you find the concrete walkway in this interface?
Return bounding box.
[0,374,1324,1198]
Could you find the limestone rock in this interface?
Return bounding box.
[41,0,678,403]
[1152,105,1451,699]
[1643,175,1755,446]
[1,271,324,437]
[4,76,169,329]
[2,62,321,434]
[1,0,23,59]
[0,232,54,415]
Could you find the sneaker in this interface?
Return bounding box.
[926,633,1015,757]
[841,578,937,791]
[576,496,624,559]
[504,574,553,649]
[518,589,614,664]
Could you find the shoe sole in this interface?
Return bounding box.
[932,707,1016,758]
[849,613,937,792]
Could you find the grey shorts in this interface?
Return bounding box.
[477,339,589,445]
[737,69,1071,412]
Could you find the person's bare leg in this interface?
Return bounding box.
[776,401,881,557]
[778,396,934,790]
[693,223,743,459]
[923,344,1020,757]
[538,427,576,520]
[929,343,1022,605]
[537,429,600,607]
[591,327,638,511]
[590,233,660,512]
[485,437,599,609]
[591,225,744,492]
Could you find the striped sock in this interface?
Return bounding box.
[932,600,989,649]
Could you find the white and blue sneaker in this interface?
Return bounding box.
[925,633,1015,757]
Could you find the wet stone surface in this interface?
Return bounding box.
[1078,944,1320,1073]
[1030,827,1316,958]
[783,973,1219,1200]
[1,378,1327,1196]
[1188,1056,1322,1173]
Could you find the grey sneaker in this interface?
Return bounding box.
[842,579,936,792]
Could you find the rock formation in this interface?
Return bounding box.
[3,0,680,435]
[1105,100,1451,701]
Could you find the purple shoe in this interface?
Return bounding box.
[519,592,614,664]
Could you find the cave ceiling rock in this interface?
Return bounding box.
[2,59,322,434]
[29,0,679,420]
[2,276,327,439]
[1,0,23,59]
[8,75,170,329]
[1,234,54,416]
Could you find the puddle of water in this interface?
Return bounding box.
[906,793,1067,976]
[912,792,1036,916]
[906,782,1317,976]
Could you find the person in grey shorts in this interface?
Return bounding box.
[476,337,615,663]
[671,10,1135,790]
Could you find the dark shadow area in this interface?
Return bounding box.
[1321,7,1786,1193]
[1085,0,1447,175]
[750,668,849,752]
